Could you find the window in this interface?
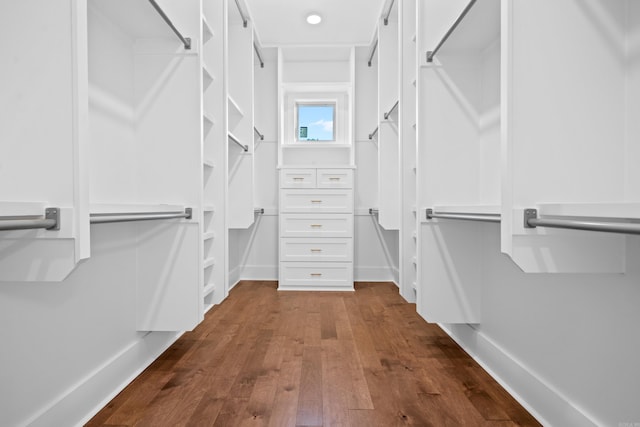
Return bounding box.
[296,103,335,141]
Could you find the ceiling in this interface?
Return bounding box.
[243,0,389,47]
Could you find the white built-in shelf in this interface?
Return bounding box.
[203,257,215,268]
[90,203,184,214]
[203,111,215,126]
[283,142,352,149]
[203,282,215,297]
[227,95,244,117]
[203,158,215,168]
[277,164,357,169]
[432,205,501,215]
[202,16,214,42]
[203,231,215,240]
[532,203,640,220]
[202,63,214,85]
[203,205,215,212]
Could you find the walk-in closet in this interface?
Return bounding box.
[1,0,639,426]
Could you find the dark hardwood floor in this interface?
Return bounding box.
[87,281,540,426]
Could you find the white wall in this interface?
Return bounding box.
[0,225,179,427]
[231,47,400,284]
[420,1,640,426]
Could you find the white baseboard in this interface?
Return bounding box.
[229,265,242,289]
[240,265,278,281]
[237,265,397,284]
[354,266,396,282]
[439,323,599,427]
[25,331,181,427]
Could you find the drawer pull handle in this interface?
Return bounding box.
[310,273,322,277]
[293,177,304,181]
[310,200,323,203]
[310,249,322,253]
[310,224,323,228]
[329,177,341,181]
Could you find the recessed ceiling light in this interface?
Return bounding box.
[306,13,322,25]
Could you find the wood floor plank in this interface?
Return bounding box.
[87,281,540,427]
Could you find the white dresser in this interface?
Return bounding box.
[279,168,354,291]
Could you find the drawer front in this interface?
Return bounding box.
[280,214,353,238]
[280,238,353,262]
[280,169,316,188]
[317,169,353,188]
[280,189,353,213]
[279,262,353,290]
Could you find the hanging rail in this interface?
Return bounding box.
[368,39,378,67]
[0,208,60,231]
[523,209,640,235]
[369,127,379,140]
[384,101,399,120]
[229,133,249,152]
[234,0,248,27]
[253,42,264,68]
[384,0,396,25]
[254,208,264,214]
[90,209,192,224]
[147,0,191,49]
[254,127,264,140]
[426,0,477,63]
[426,209,501,223]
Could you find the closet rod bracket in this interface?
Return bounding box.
[185,207,193,220]
[523,209,538,228]
[45,207,60,230]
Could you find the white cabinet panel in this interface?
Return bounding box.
[280,238,353,262]
[280,189,353,213]
[279,262,353,290]
[280,214,353,238]
[280,169,317,188]
[316,169,353,188]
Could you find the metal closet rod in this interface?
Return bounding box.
[90,208,192,224]
[426,209,501,223]
[147,0,191,50]
[523,209,640,235]
[383,0,396,25]
[254,126,264,140]
[253,42,264,68]
[228,133,249,151]
[0,208,60,231]
[369,126,379,140]
[234,0,248,27]
[384,101,399,120]
[426,0,477,63]
[368,39,378,67]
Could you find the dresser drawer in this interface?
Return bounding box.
[280,238,353,262]
[280,214,353,238]
[279,262,354,290]
[280,189,353,213]
[317,169,353,188]
[280,169,316,188]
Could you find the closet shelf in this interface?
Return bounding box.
[283,142,351,149]
[227,95,245,117]
[202,15,214,42]
[530,203,640,221]
[202,62,214,84]
[203,205,215,212]
[203,111,215,125]
[203,158,215,168]
[203,282,215,297]
[203,231,215,240]
[203,257,215,268]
